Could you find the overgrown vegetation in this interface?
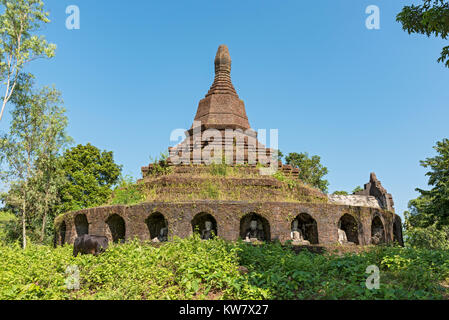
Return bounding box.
[0,211,16,243]
[282,152,329,193]
[332,190,349,195]
[59,143,122,212]
[332,186,364,195]
[0,74,71,248]
[1,236,448,300]
[0,142,123,246]
[138,168,327,204]
[109,175,145,206]
[146,152,173,176]
[209,161,229,176]
[404,138,449,249]
[404,223,449,250]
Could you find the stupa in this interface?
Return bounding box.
[55,45,404,247]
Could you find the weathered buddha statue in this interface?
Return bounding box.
[244,220,259,242]
[201,221,215,240]
[371,227,384,245]
[152,227,168,243]
[291,220,310,245]
[159,227,168,242]
[337,228,348,245]
[337,223,355,245]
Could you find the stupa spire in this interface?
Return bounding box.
[191,45,250,131]
[206,45,238,97]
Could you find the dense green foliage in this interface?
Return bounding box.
[284,152,329,193]
[332,191,349,195]
[0,236,265,300]
[416,138,449,225]
[397,0,449,68]
[405,138,449,229]
[332,186,364,196]
[0,74,70,247]
[0,142,122,245]
[109,175,145,206]
[400,137,449,252]
[209,162,229,176]
[332,186,363,196]
[405,223,449,250]
[0,237,448,300]
[0,211,16,243]
[58,144,122,212]
[239,243,449,300]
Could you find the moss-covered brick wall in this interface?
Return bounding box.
[55,201,403,246]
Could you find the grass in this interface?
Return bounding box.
[106,165,328,206]
[1,236,448,300]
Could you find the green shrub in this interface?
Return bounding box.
[110,175,145,206]
[332,191,349,195]
[237,242,449,300]
[272,171,297,189]
[405,224,449,250]
[0,211,19,244]
[209,161,228,176]
[200,182,220,199]
[1,238,448,300]
[0,236,267,300]
[147,152,173,176]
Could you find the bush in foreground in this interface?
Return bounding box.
[0,237,448,300]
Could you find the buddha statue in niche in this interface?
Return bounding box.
[291,219,310,245]
[201,220,215,240]
[371,227,384,245]
[152,227,168,243]
[338,222,354,245]
[245,220,264,242]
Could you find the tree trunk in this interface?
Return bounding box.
[40,195,49,243]
[22,201,27,249]
[40,212,47,243]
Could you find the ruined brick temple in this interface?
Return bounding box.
[55,45,404,247]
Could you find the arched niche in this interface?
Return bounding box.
[146,212,168,242]
[106,214,126,243]
[291,213,319,244]
[240,213,270,242]
[371,215,385,245]
[75,214,89,237]
[338,214,359,245]
[191,212,217,240]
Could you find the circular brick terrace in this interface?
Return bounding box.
[55,200,403,246]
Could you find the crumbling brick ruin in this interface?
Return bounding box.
[55,45,404,247]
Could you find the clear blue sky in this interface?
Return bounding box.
[1,0,448,219]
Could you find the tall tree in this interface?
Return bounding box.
[405,138,449,229]
[285,152,329,193]
[404,194,434,228]
[0,74,69,247]
[417,138,449,224]
[397,0,449,68]
[0,74,43,248]
[33,87,71,242]
[58,144,122,213]
[0,0,56,121]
